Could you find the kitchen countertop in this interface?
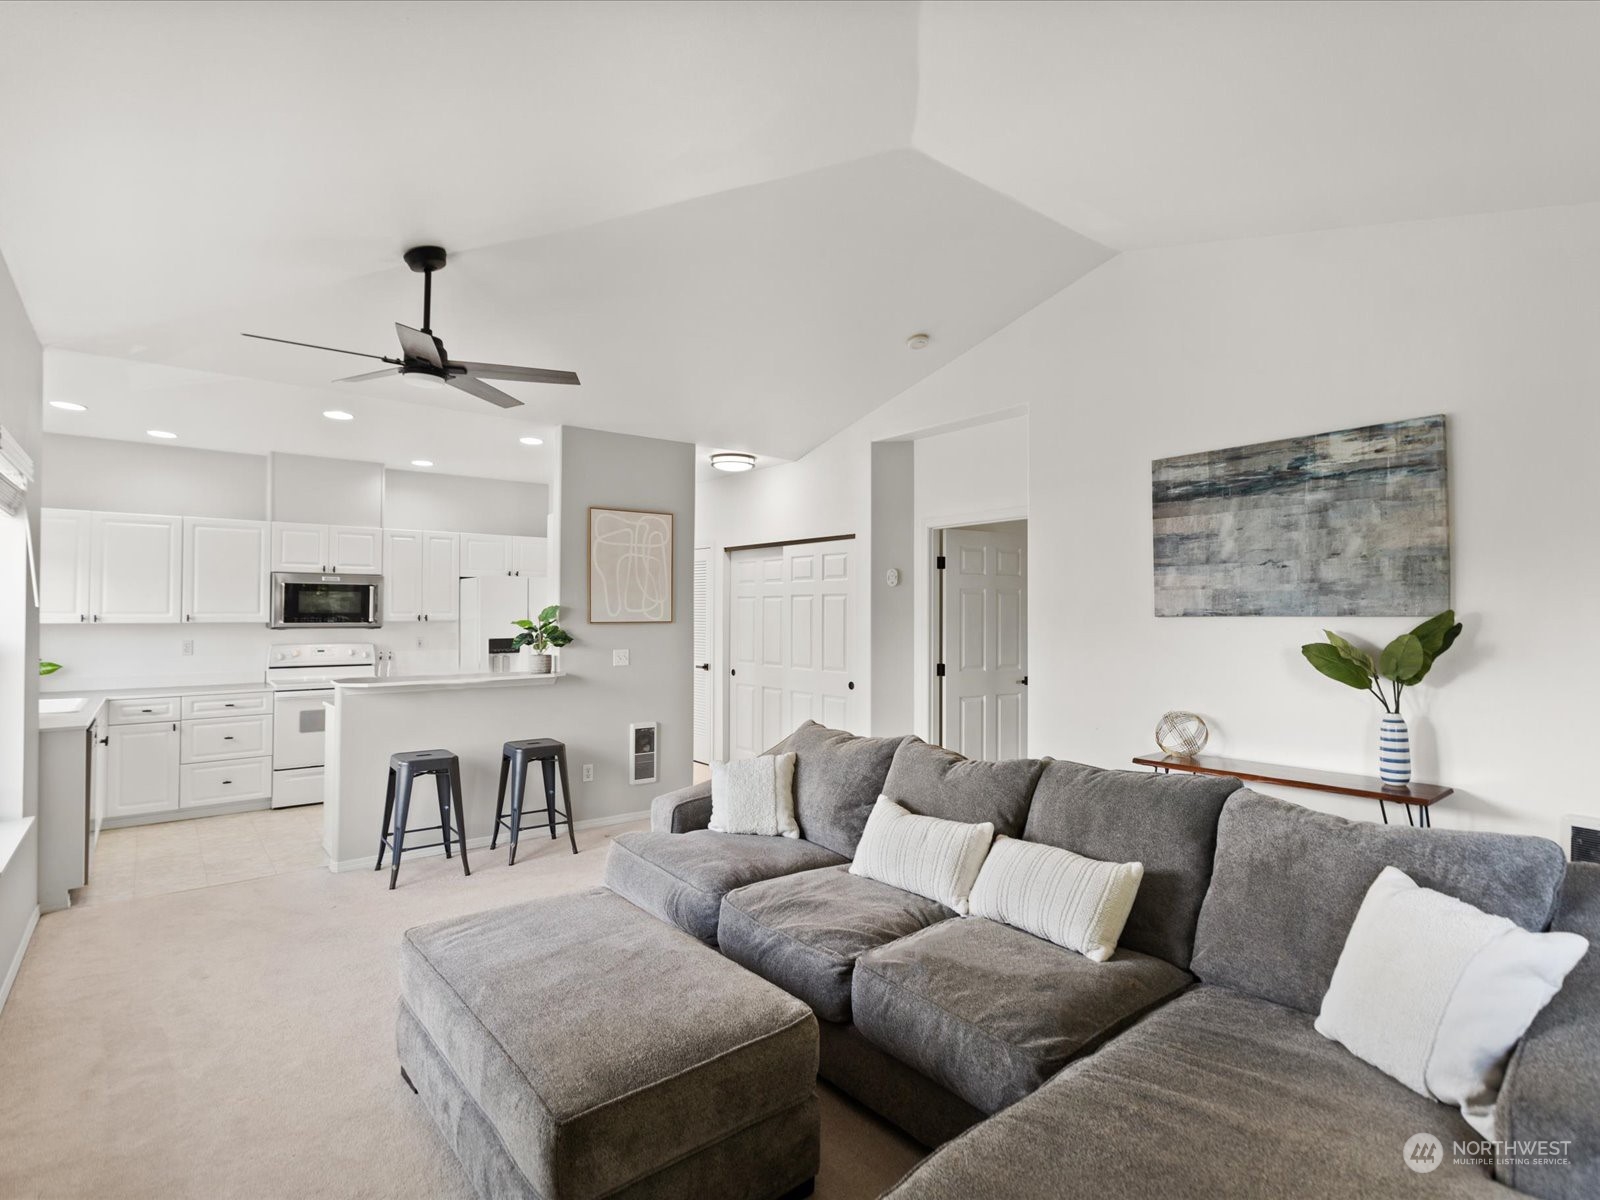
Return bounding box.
[38,679,269,733]
[335,672,563,695]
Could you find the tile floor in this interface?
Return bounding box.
[76,805,328,905]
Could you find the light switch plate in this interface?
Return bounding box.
[612,649,630,667]
[181,639,195,656]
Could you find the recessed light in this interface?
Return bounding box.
[49,400,87,412]
[147,429,177,440]
[410,459,433,467]
[323,410,354,421]
[519,436,544,446]
[710,452,756,473]
[906,333,930,350]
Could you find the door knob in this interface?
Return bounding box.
[695,663,710,671]
[1017,677,1028,686]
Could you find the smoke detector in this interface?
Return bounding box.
[906,333,931,350]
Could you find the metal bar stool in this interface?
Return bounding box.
[376,749,470,890]
[491,738,577,865]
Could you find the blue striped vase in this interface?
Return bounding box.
[1378,713,1412,787]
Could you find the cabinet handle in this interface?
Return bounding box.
[79,613,86,622]
[424,614,430,621]
[224,703,235,708]
[222,780,232,786]
[93,614,100,622]
[223,736,235,741]
[140,708,154,713]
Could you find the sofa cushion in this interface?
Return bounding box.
[718,864,953,1022]
[398,888,819,1200]
[852,917,1191,1114]
[1192,790,1569,1014]
[768,722,908,858]
[605,829,846,943]
[881,737,1044,837]
[880,985,1506,1200]
[1023,760,1238,969]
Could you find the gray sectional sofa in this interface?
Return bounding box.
[605,722,1600,1199]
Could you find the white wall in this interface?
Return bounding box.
[269,452,383,526]
[699,202,1600,843]
[0,246,42,1014]
[556,426,695,821]
[42,434,266,519]
[383,468,547,536]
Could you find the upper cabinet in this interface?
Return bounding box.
[271,523,383,574]
[40,508,92,623]
[90,512,185,624]
[422,531,460,621]
[183,518,270,623]
[512,535,548,578]
[459,532,511,578]
[384,529,459,622]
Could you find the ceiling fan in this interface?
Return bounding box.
[241,246,578,408]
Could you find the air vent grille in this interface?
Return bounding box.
[630,722,658,786]
[1572,822,1600,866]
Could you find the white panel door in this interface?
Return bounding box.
[459,532,512,577]
[940,526,1027,761]
[728,540,854,760]
[422,531,461,620]
[693,548,712,762]
[91,512,184,623]
[383,529,423,622]
[512,535,548,578]
[329,525,383,573]
[271,522,330,572]
[105,722,180,818]
[183,517,270,623]
[40,507,92,624]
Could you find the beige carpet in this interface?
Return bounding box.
[0,821,924,1199]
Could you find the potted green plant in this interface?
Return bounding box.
[1300,609,1462,787]
[512,606,574,675]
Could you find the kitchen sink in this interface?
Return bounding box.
[39,697,88,715]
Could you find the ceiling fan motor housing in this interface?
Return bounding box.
[403,245,448,273]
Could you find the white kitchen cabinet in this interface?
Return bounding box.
[90,512,184,624]
[459,532,512,577]
[271,522,329,573]
[181,713,273,763]
[183,517,269,623]
[181,757,273,808]
[40,507,93,624]
[273,522,383,573]
[422,531,460,621]
[105,721,181,818]
[384,529,458,621]
[511,535,548,578]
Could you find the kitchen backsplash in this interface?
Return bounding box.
[39,621,463,690]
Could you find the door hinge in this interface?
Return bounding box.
[935,555,946,570]
[935,663,946,678]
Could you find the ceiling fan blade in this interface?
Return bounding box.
[242,333,393,361]
[451,361,581,386]
[395,323,443,369]
[446,374,523,409]
[334,367,401,383]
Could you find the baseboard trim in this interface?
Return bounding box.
[328,809,648,873]
[0,904,41,1017]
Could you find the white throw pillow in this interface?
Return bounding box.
[1315,865,1589,1139]
[709,753,800,838]
[968,836,1144,963]
[849,796,994,914]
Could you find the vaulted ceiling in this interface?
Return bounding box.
[3,1,1597,474]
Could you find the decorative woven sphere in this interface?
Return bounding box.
[1156,711,1209,757]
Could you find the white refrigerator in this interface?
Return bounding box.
[459,575,555,672]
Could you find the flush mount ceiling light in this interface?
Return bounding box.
[410,459,434,467]
[49,400,88,412]
[710,452,756,473]
[906,333,931,350]
[519,436,544,446]
[323,409,354,421]
[147,429,177,439]
[402,371,447,390]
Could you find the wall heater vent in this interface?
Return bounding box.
[1569,816,1600,866]
[630,722,658,786]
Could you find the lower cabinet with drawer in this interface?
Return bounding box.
[181,756,273,808]
[181,713,272,763]
[104,688,276,824]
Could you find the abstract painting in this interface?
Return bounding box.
[589,507,674,623]
[1152,416,1449,617]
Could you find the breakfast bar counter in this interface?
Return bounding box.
[322,672,568,870]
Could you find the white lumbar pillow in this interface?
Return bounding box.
[968,836,1144,963]
[1315,865,1589,1139]
[709,753,800,838]
[849,796,994,914]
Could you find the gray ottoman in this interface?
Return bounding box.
[397,887,820,1200]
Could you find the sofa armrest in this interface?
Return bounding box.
[1495,861,1600,1200]
[650,779,713,833]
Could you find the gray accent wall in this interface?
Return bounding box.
[384,468,548,536]
[556,426,695,822]
[871,440,914,735]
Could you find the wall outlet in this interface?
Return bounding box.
[582,763,595,782]
[181,639,195,656]
[612,649,630,667]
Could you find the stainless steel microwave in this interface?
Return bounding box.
[270,572,383,629]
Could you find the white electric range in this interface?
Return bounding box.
[266,642,377,808]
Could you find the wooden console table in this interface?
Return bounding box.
[1131,752,1452,828]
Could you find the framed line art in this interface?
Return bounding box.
[588,506,674,623]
